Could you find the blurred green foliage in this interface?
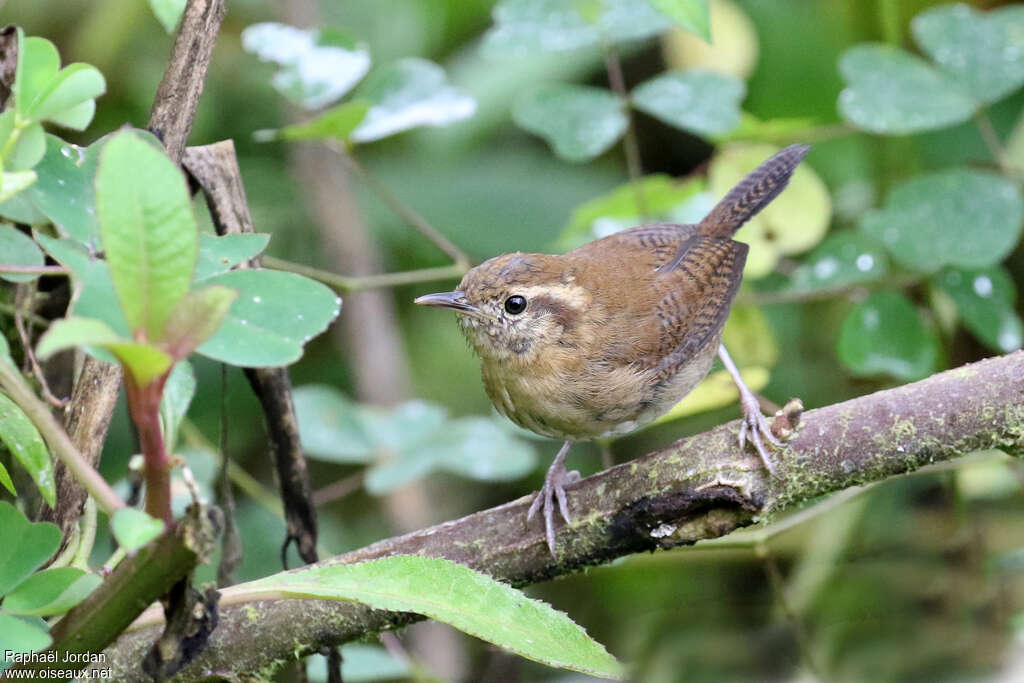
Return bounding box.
[1,0,1024,681]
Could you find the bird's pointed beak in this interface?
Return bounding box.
[414,290,479,314]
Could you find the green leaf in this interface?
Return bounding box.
[0,170,38,204]
[838,44,976,134]
[243,556,625,679]
[293,385,377,463]
[2,567,101,616]
[35,234,129,338]
[0,223,45,283]
[631,69,744,137]
[197,270,341,367]
[0,393,55,507]
[148,0,187,33]
[911,4,1024,105]
[837,290,939,381]
[933,266,1023,353]
[261,100,370,144]
[163,285,239,358]
[159,361,195,452]
[96,129,198,340]
[513,84,627,162]
[0,613,51,665]
[110,508,165,553]
[0,460,15,496]
[5,121,46,171]
[351,59,476,143]
[36,317,173,388]
[0,501,61,596]
[788,231,889,291]
[365,416,537,494]
[649,0,711,42]
[483,0,673,55]
[194,233,270,282]
[860,168,1023,272]
[47,99,95,130]
[15,33,104,129]
[241,22,371,109]
[24,135,103,244]
[559,174,705,250]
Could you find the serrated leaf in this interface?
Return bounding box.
[194,233,270,282]
[111,508,165,553]
[933,266,1022,353]
[148,0,187,33]
[351,59,476,143]
[263,100,370,144]
[242,556,625,679]
[788,231,888,291]
[197,269,341,367]
[0,223,45,283]
[513,84,627,162]
[0,501,61,596]
[293,385,376,463]
[242,22,371,109]
[860,168,1023,272]
[631,69,744,136]
[911,4,1024,105]
[838,44,976,134]
[0,613,51,665]
[649,0,711,42]
[483,0,673,55]
[163,285,239,359]
[36,317,172,388]
[837,290,939,381]
[96,129,197,340]
[25,135,103,244]
[159,361,195,452]
[0,393,55,508]
[2,567,101,616]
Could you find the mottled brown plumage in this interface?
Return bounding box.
[416,144,810,554]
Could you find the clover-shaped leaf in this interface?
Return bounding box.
[513,84,627,162]
[14,32,105,130]
[242,23,371,109]
[631,69,744,137]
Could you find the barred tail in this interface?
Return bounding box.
[697,144,810,239]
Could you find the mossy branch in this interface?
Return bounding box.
[104,351,1024,680]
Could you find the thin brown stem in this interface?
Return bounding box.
[312,472,365,506]
[975,110,1012,176]
[325,142,470,268]
[603,46,647,218]
[0,264,70,275]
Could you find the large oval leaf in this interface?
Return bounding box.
[859,168,1023,272]
[631,69,744,137]
[837,290,939,381]
[197,269,341,367]
[933,266,1023,353]
[513,84,627,162]
[241,555,625,679]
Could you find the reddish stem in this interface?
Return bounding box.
[124,373,173,525]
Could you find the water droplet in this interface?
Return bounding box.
[241,320,248,326]
[57,179,65,186]
[972,275,993,298]
[862,308,880,329]
[252,296,262,303]
[60,146,73,158]
[855,253,874,272]
[813,257,838,280]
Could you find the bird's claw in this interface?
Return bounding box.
[737,391,783,478]
[527,460,580,557]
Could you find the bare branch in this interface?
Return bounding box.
[104,351,1024,680]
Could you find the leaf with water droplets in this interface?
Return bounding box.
[912,4,1024,105]
[0,392,55,507]
[24,134,103,244]
[197,269,341,367]
[788,231,888,291]
[631,69,744,137]
[838,44,975,134]
[513,84,627,162]
[837,290,939,381]
[860,168,1023,272]
[933,266,1022,353]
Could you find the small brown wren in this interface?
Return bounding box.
[416,144,810,554]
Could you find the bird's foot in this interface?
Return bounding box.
[527,442,580,556]
[737,390,783,478]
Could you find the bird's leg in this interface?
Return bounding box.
[527,440,579,555]
[718,344,783,477]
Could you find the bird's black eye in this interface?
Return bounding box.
[504,295,527,315]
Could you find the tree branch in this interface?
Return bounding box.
[104,351,1024,680]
